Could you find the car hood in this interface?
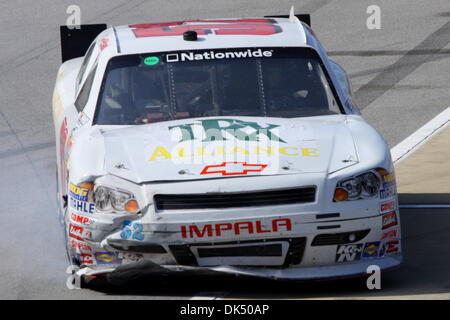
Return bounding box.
[101,116,359,183]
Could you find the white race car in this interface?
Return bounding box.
[53,12,402,285]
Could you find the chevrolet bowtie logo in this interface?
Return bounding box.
[200,162,268,176]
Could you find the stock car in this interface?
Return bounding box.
[53,11,402,286]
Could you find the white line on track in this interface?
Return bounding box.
[399,204,450,209]
[190,291,229,300]
[391,106,450,164]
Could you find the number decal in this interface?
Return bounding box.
[120,221,144,241]
[120,220,132,239]
[130,19,282,38]
[132,222,144,240]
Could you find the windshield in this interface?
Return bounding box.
[94,47,342,125]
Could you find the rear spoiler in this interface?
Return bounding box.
[60,24,107,63]
[264,14,311,27]
[58,15,310,62]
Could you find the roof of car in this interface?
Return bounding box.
[108,17,309,55]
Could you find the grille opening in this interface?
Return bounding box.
[311,229,370,246]
[154,187,316,210]
[169,237,306,267]
[107,240,167,254]
[198,244,282,258]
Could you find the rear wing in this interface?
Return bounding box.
[60,24,107,63]
[264,14,311,27]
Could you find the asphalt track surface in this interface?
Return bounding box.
[0,0,449,299]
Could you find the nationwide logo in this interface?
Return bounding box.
[201,162,267,176]
[166,49,273,63]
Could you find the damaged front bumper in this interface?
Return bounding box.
[65,206,402,286]
[64,173,402,286]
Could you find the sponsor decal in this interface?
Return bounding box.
[78,112,90,126]
[379,185,395,200]
[69,238,93,252]
[70,212,93,225]
[181,218,291,239]
[385,240,400,254]
[94,252,118,264]
[69,183,90,201]
[381,227,399,241]
[379,240,401,257]
[99,38,109,51]
[380,199,396,214]
[69,196,95,214]
[379,243,386,257]
[201,162,267,176]
[336,244,363,263]
[168,119,286,143]
[59,118,68,195]
[362,242,380,259]
[149,145,319,162]
[69,224,92,241]
[52,90,62,122]
[69,224,84,240]
[382,211,398,230]
[147,119,320,164]
[383,172,395,183]
[166,49,273,63]
[130,19,282,38]
[67,135,73,153]
[78,253,95,265]
[144,56,160,66]
[383,181,395,189]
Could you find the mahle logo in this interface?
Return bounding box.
[168,119,286,143]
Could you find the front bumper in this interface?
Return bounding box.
[66,206,402,281]
[65,173,402,282]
